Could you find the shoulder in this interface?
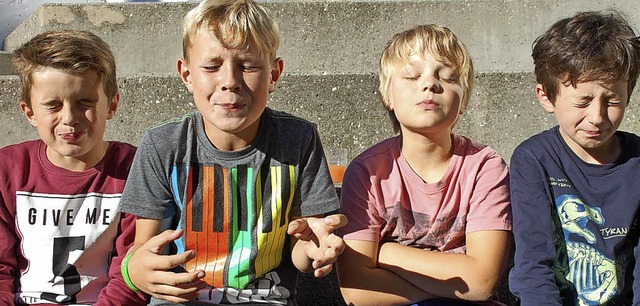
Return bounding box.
[261,108,320,149]
[618,131,640,153]
[0,140,41,162]
[453,134,507,165]
[346,137,399,177]
[141,112,199,147]
[353,137,398,165]
[106,141,137,164]
[264,108,317,132]
[512,126,561,159]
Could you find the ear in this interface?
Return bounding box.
[20,101,38,127]
[536,84,555,113]
[268,57,284,93]
[177,58,194,93]
[106,92,120,120]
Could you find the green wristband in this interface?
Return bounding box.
[121,252,140,292]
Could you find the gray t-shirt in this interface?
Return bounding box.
[120,108,339,305]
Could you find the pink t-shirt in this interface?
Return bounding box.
[340,134,512,254]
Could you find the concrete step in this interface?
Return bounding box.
[4,1,639,76]
[2,72,640,162]
[0,52,13,75]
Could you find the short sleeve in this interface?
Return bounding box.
[339,160,383,242]
[119,131,176,220]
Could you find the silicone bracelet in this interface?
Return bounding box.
[121,252,140,292]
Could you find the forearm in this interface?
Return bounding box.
[337,240,437,305]
[378,230,510,301]
[339,264,437,306]
[97,213,148,305]
[378,243,496,301]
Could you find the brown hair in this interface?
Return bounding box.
[533,10,640,103]
[12,30,118,106]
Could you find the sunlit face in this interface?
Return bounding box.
[388,52,464,137]
[21,68,118,171]
[177,30,282,149]
[538,79,628,164]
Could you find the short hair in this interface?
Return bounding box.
[12,30,118,106]
[533,10,640,103]
[378,24,474,133]
[181,0,280,64]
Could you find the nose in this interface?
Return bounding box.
[61,104,79,126]
[586,101,607,126]
[220,64,241,92]
[420,73,441,93]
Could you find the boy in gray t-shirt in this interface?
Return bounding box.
[117,0,346,304]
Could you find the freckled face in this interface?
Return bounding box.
[22,68,117,169]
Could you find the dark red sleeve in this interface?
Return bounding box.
[95,213,148,305]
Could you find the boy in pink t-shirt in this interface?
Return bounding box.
[337,24,512,306]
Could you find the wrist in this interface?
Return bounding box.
[121,252,140,292]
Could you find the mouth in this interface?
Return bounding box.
[215,103,246,111]
[582,129,604,138]
[59,131,85,142]
[417,99,440,110]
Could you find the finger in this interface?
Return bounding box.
[150,269,206,287]
[141,229,185,254]
[288,219,314,241]
[153,290,200,304]
[287,218,307,235]
[159,250,198,270]
[323,233,346,255]
[313,263,334,278]
[323,214,348,229]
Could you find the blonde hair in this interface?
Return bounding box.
[12,30,118,106]
[182,0,280,63]
[378,24,474,133]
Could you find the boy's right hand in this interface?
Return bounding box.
[128,229,208,303]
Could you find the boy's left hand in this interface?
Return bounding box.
[287,214,348,277]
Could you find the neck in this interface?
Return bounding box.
[560,130,621,164]
[400,130,453,183]
[204,121,260,152]
[47,141,108,171]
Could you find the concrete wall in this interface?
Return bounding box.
[0,0,192,51]
[2,0,640,163]
[4,1,639,76]
[2,72,640,163]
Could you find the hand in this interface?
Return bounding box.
[287,214,348,277]
[128,229,208,303]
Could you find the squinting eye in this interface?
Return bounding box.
[242,65,260,72]
[203,66,220,72]
[402,75,419,80]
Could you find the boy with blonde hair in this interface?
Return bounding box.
[118,0,346,304]
[509,10,640,305]
[337,24,512,306]
[0,30,146,305]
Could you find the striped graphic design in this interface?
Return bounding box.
[181,163,295,289]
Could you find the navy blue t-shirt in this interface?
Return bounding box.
[509,126,640,305]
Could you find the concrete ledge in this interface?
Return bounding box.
[0,52,13,75]
[5,1,639,76]
[3,72,640,162]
